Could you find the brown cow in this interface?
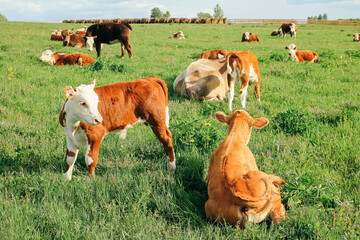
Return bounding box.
[205,110,285,227]
[60,77,176,180]
[39,50,95,66]
[197,49,228,60]
[285,44,319,62]
[241,32,260,42]
[62,29,85,47]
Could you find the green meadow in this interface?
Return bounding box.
[0,21,359,239]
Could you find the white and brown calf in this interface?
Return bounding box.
[60,77,176,181]
[225,51,261,111]
[353,33,359,42]
[285,44,319,63]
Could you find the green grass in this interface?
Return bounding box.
[0,21,359,239]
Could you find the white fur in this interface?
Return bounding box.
[244,32,250,41]
[165,106,170,127]
[240,84,248,108]
[39,50,56,65]
[85,36,95,51]
[167,150,176,171]
[85,144,94,166]
[116,118,145,140]
[354,33,359,41]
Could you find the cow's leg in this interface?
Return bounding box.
[63,138,79,181]
[227,75,235,112]
[254,79,261,104]
[239,77,249,109]
[96,43,101,57]
[149,122,176,172]
[86,134,105,178]
[120,38,133,59]
[120,43,125,58]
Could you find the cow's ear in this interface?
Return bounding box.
[218,53,225,59]
[294,46,297,50]
[285,46,288,49]
[93,35,98,39]
[215,111,228,123]
[251,117,269,129]
[64,86,77,99]
[89,79,96,88]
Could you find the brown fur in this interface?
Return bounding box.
[60,77,175,176]
[52,52,96,66]
[205,110,285,227]
[63,32,86,47]
[295,51,319,62]
[197,49,228,60]
[50,34,64,41]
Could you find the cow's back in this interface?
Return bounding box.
[87,23,131,43]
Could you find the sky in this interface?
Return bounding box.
[0,0,359,22]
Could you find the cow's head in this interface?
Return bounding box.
[39,50,56,65]
[285,43,297,55]
[244,32,250,41]
[64,80,103,125]
[84,36,97,51]
[215,110,268,144]
[353,33,359,41]
[62,30,73,46]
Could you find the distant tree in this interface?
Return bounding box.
[150,7,171,18]
[197,12,213,18]
[318,14,323,20]
[213,4,224,18]
[0,13,7,21]
[323,13,328,20]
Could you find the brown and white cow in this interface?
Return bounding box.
[241,32,260,42]
[285,44,319,63]
[63,31,86,48]
[205,110,285,227]
[197,49,228,60]
[76,26,88,35]
[226,51,261,111]
[271,29,282,36]
[353,33,359,42]
[173,31,186,39]
[84,23,132,58]
[60,77,176,180]
[173,55,228,101]
[278,23,297,38]
[39,50,96,66]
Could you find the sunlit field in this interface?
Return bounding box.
[0,21,359,239]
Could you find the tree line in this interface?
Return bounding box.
[150,4,224,19]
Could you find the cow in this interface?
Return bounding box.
[197,49,228,60]
[271,29,282,36]
[173,31,186,39]
[51,34,64,41]
[285,44,319,63]
[60,77,176,180]
[173,55,228,101]
[84,23,133,58]
[225,51,261,111]
[76,26,88,35]
[278,23,297,38]
[241,32,260,42]
[39,50,96,66]
[353,33,359,42]
[63,31,86,48]
[205,110,285,228]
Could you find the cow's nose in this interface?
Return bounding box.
[94,116,103,124]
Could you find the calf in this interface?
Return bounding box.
[205,110,285,227]
[51,34,64,41]
[39,50,96,66]
[278,23,297,38]
[84,23,132,58]
[63,32,86,48]
[241,32,260,42]
[76,26,88,35]
[353,33,359,42]
[60,77,176,180]
[173,31,186,39]
[197,49,228,60]
[271,29,282,36]
[285,44,319,63]
[225,51,261,111]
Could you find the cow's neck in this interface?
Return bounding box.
[63,101,81,136]
[227,120,251,145]
[52,53,60,65]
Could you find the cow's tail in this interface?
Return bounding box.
[149,77,169,126]
[124,22,132,31]
[226,51,236,74]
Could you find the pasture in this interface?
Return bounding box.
[0,21,359,239]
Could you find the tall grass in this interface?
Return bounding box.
[0,21,359,239]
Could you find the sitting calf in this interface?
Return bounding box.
[205,110,285,227]
[241,32,259,42]
[39,50,96,66]
[353,33,359,42]
[285,44,319,63]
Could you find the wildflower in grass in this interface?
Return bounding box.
[205,122,211,126]
[189,139,195,143]
[292,88,296,91]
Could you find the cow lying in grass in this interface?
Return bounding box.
[353,33,359,42]
[173,54,228,101]
[226,51,261,111]
[60,77,176,180]
[241,32,260,42]
[39,50,96,66]
[197,49,228,60]
[173,31,186,39]
[285,44,319,63]
[205,110,285,227]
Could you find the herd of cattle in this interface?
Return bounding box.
[39,21,358,228]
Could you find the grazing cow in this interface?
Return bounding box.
[197,49,228,60]
[278,23,297,38]
[63,31,86,48]
[173,31,186,39]
[39,50,96,66]
[353,33,359,42]
[271,29,282,36]
[173,56,228,101]
[60,77,176,180]
[285,44,319,63]
[225,51,261,111]
[84,23,132,58]
[205,110,285,227]
[241,32,260,42]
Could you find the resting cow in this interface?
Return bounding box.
[271,29,282,36]
[63,31,86,48]
[205,110,285,227]
[353,33,359,42]
[226,51,261,111]
[285,44,319,63]
[39,50,96,66]
[241,32,260,42]
[173,55,228,101]
[60,77,176,180]
[173,31,186,39]
[278,23,297,38]
[84,23,133,58]
[197,49,228,60]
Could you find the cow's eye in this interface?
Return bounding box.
[80,101,87,107]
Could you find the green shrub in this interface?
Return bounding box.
[269,52,284,61]
[345,50,360,58]
[272,108,316,135]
